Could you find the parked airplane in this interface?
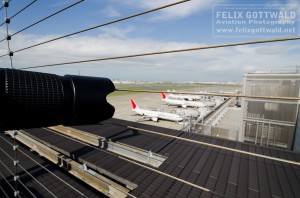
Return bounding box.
[167,90,202,101]
[173,109,200,118]
[161,93,206,108]
[131,99,183,122]
[167,93,202,101]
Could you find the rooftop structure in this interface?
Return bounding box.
[240,72,300,150]
[1,118,300,197]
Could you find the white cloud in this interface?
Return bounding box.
[101,6,121,18]
[100,26,135,38]
[0,30,299,82]
[119,0,226,20]
[268,0,300,21]
[269,0,300,10]
[48,0,74,8]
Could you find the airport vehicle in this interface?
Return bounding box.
[161,93,206,108]
[131,99,183,122]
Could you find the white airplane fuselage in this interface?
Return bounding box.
[131,100,183,122]
[162,93,206,108]
[168,93,202,101]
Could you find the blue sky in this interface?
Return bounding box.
[0,0,299,82]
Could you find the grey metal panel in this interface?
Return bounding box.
[255,147,272,198]
[282,165,300,197]
[214,143,234,196]
[147,165,183,197]
[209,141,228,179]
[196,148,219,188]
[143,137,172,153]
[247,146,259,197]
[157,140,180,156]
[265,149,286,198]
[236,145,249,198]
[272,149,299,198]
[142,175,166,196]
[283,151,300,182]
[246,101,297,123]
[23,128,87,157]
[189,188,205,198]
[177,185,194,198]
[192,145,213,174]
[225,142,240,197]
[73,123,128,138]
[167,143,206,196]
[133,172,160,197]
[164,181,182,198]
[152,178,176,197]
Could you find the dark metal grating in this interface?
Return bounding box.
[1,118,300,197]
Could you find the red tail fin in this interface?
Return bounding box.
[162,92,166,99]
[131,99,137,109]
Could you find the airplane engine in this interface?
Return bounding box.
[151,117,158,122]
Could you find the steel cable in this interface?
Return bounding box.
[0,0,84,44]
[0,134,88,197]
[20,36,300,70]
[0,159,37,198]
[17,164,58,198]
[47,128,225,197]
[3,2,13,68]
[0,0,190,58]
[42,128,137,198]
[127,126,300,166]
[0,138,56,197]
[0,0,12,12]
[0,148,24,197]
[11,0,84,37]
[0,171,17,197]
[48,127,225,197]
[0,0,37,27]
[115,89,300,101]
[0,184,10,198]
[17,179,37,198]
[17,149,87,197]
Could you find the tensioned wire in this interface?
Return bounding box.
[0,134,88,197]
[3,1,13,68]
[0,158,37,198]
[20,36,300,70]
[0,0,12,12]
[46,127,225,197]
[0,0,84,44]
[114,89,300,101]
[0,146,57,197]
[0,0,37,27]
[0,0,190,57]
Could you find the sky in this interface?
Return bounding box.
[0,0,299,82]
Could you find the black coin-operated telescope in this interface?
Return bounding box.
[0,68,115,130]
